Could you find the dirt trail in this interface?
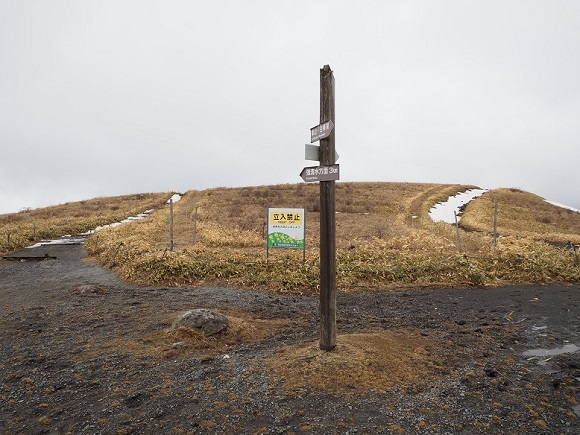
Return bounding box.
[1,243,579,434]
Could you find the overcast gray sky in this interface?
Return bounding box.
[1,0,579,214]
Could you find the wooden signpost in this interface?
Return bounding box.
[318,65,337,351]
[299,65,337,351]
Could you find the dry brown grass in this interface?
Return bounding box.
[0,193,172,255]
[461,188,580,244]
[6,182,577,291]
[266,330,444,397]
[107,310,295,360]
[84,182,580,292]
[116,182,471,252]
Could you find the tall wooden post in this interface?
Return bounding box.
[319,65,336,351]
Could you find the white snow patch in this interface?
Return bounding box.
[25,195,179,249]
[26,236,87,249]
[26,208,158,248]
[545,200,580,213]
[429,189,488,224]
[167,193,182,204]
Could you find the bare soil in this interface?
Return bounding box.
[1,242,579,434]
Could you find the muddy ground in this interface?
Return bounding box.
[0,242,579,434]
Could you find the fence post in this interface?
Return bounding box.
[193,206,198,245]
[169,198,174,252]
[493,200,498,248]
[454,211,463,253]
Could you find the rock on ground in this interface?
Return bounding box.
[171,308,229,335]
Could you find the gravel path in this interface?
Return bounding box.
[1,242,579,434]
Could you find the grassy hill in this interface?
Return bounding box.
[2,183,579,291]
[77,182,580,292]
[460,188,580,244]
[0,193,172,255]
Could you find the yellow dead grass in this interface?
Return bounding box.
[4,182,578,290]
[461,188,580,244]
[83,182,580,291]
[84,309,294,361]
[267,330,444,397]
[0,193,172,255]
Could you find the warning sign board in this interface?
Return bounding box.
[267,208,305,248]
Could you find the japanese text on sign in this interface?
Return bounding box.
[270,212,303,226]
[310,120,334,142]
[303,166,338,177]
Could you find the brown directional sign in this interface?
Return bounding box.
[310,120,334,143]
[300,164,339,182]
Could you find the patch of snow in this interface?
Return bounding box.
[545,200,580,213]
[26,236,87,248]
[88,208,156,234]
[167,193,182,204]
[25,194,178,249]
[26,208,158,248]
[429,189,488,224]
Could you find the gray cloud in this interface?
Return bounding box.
[1,0,579,213]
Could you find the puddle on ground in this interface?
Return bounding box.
[523,344,580,365]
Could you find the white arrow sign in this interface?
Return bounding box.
[305,144,339,162]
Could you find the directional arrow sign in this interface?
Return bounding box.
[305,144,339,162]
[310,120,334,143]
[300,164,340,182]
